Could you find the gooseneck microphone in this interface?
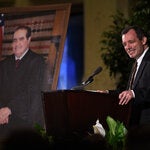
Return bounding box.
[82,66,102,85]
[71,66,102,90]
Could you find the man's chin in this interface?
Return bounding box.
[129,54,135,59]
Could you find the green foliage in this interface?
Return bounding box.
[100,11,133,90]
[130,0,150,45]
[34,123,54,144]
[34,117,127,150]
[100,0,150,90]
[105,116,127,150]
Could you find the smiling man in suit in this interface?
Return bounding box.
[98,26,150,127]
[119,25,150,127]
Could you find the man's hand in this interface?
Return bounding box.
[0,107,11,124]
[119,90,134,105]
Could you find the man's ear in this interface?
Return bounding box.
[142,36,147,45]
[28,37,31,42]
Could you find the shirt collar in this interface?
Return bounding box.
[15,49,29,60]
[136,47,149,66]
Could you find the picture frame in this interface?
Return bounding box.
[0,3,71,90]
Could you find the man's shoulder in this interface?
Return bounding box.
[28,50,45,61]
[0,55,14,63]
[144,49,150,59]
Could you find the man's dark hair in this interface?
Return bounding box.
[14,25,32,39]
[121,25,149,45]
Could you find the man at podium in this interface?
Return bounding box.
[99,26,150,128]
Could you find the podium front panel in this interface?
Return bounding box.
[42,90,131,136]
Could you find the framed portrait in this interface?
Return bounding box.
[0,3,71,90]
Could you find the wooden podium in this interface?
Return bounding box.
[42,90,131,137]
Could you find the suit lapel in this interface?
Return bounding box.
[133,49,150,88]
[133,61,146,88]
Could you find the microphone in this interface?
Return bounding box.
[71,66,102,90]
[82,66,102,85]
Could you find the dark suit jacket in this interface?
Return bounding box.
[108,49,150,127]
[129,49,150,126]
[0,50,46,138]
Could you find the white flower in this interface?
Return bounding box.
[93,119,106,137]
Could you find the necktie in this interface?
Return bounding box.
[15,59,20,68]
[129,61,137,90]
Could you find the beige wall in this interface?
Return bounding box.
[0,0,129,90]
[84,0,129,90]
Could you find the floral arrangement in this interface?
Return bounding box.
[34,116,127,149]
[93,116,127,150]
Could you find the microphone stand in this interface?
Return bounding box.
[71,78,93,90]
[71,66,102,90]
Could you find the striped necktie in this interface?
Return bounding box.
[15,59,20,68]
[129,61,137,90]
